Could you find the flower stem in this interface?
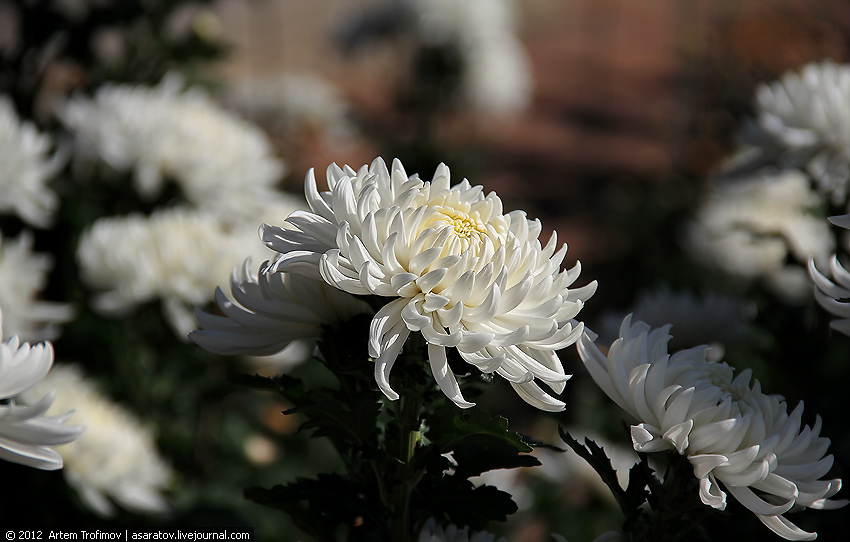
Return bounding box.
[390,393,422,542]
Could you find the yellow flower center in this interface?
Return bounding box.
[447,210,486,238]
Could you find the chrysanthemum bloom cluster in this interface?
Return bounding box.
[578,316,846,541]
[809,213,850,336]
[756,60,850,205]
[0,231,74,342]
[22,363,173,517]
[76,205,303,338]
[417,518,505,542]
[686,169,832,301]
[0,310,82,470]
[410,0,531,115]
[0,95,64,228]
[250,157,596,411]
[58,74,285,214]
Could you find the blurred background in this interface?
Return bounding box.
[2,0,850,540]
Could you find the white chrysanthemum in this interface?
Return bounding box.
[263,158,596,411]
[0,312,82,471]
[76,206,291,338]
[578,316,846,541]
[597,288,751,361]
[58,74,284,214]
[191,261,372,357]
[0,95,64,228]
[686,169,832,301]
[756,60,850,204]
[410,0,531,115]
[809,213,850,336]
[21,363,172,517]
[0,231,74,342]
[417,518,505,542]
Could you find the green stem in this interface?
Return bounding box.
[390,394,422,542]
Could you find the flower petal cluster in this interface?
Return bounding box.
[0,311,82,471]
[0,95,64,228]
[263,157,596,411]
[686,169,832,301]
[417,518,505,542]
[191,259,372,356]
[410,0,531,115]
[809,213,850,336]
[21,363,173,517]
[578,316,846,541]
[76,206,291,338]
[756,60,850,204]
[0,231,74,342]
[58,74,284,214]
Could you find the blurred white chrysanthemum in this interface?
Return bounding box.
[0,313,82,471]
[686,169,832,301]
[809,213,850,336]
[58,74,285,214]
[0,95,64,228]
[597,288,752,361]
[263,157,596,411]
[410,0,531,115]
[417,518,505,542]
[0,231,74,342]
[21,363,172,517]
[225,73,355,139]
[76,206,289,338]
[578,316,846,541]
[756,61,850,204]
[191,261,372,357]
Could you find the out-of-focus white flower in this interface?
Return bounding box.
[225,73,355,139]
[417,517,505,542]
[597,288,752,361]
[578,316,846,541]
[0,231,74,342]
[809,213,850,335]
[686,169,832,302]
[0,312,82,471]
[756,61,850,204]
[58,75,285,215]
[76,207,282,338]
[263,157,596,411]
[191,261,372,357]
[21,363,172,517]
[0,95,64,228]
[410,0,532,115]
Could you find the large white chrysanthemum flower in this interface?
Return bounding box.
[410,0,532,115]
[0,312,82,471]
[756,60,850,204]
[417,518,505,542]
[0,95,64,228]
[686,169,832,302]
[21,363,172,517]
[263,158,596,411]
[58,74,284,214]
[809,213,850,336]
[0,231,74,342]
[76,206,289,338]
[577,316,846,541]
[191,260,373,357]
